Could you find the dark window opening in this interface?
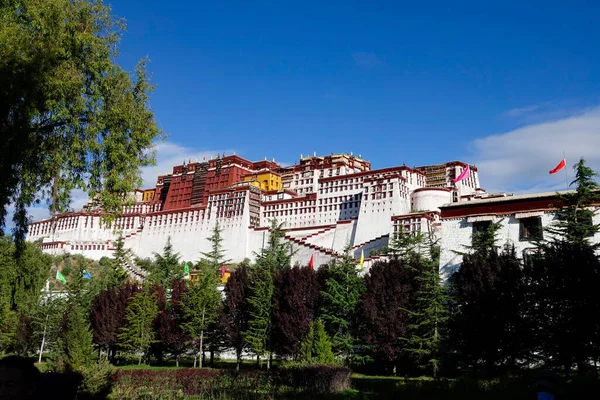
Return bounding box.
[520,217,543,241]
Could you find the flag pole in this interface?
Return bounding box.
[563,151,568,190]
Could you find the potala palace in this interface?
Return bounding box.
[28,152,591,277]
[27,153,482,272]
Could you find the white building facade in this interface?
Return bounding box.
[27,154,481,276]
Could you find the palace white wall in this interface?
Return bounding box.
[439,211,600,281]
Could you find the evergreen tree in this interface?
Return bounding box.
[111,234,131,286]
[546,157,600,246]
[524,158,600,375]
[221,264,251,371]
[150,237,183,287]
[118,288,160,364]
[244,219,293,367]
[298,319,336,365]
[63,304,95,370]
[403,244,449,378]
[319,246,365,364]
[243,262,274,367]
[182,264,221,368]
[200,223,231,273]
[254,220,294,273]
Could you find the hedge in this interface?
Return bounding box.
[276,365,352,394]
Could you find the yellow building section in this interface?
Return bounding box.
[142,189,156,202]
[242,172,282,191]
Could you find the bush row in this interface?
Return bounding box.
[110,365,351,399]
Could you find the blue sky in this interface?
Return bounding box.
[10,0,600,226]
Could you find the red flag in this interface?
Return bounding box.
[549,159,566,174]
[221,265,225,277]
[308,254,314,270]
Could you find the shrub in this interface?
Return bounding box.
[277,365,351,394]
[78,360,115,399]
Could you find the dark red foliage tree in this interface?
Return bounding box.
[90,282,140,360]
[448,245,527,374]
[272,266,320,358]
[359,258,420,373]
[156,280,189,367]
[221,266,250,370]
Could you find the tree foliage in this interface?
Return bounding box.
[199,223,230,273]
[448,244,525,372]
[272,266,320,358]
[221,264,251,371]
[319,248,365,363]
[360,258,418,372]
[156,280,190,367]
[150,237,183,287]
[90,282,140,359]
[403,244,449,377]
[117,287,160,364]
[182,264,221,368]
[298,319,336,365]
[0,0,161,244]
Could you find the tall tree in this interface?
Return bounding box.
[360,258,419,374]
[524,158,600,375]
[156,280,189,367]
[90,282,140,360]
[150,237,183,287]
[111,235,132,286]
[117,287,159,364]
[63,304,95,370]
[272,266,320,358]
[0,0,161,244]
[200,223,230,272]
[403,244,449,378]
[221,265,251,371]
[244,262,274,367]
[182,264,221,368]
[319,247,365,364]
[448,240,526,373]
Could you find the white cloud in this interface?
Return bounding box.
[504,104,540,117]
[472,106,600,193]
[352,52,384,69]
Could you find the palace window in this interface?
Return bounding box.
[472,220,492,245]
[520,217,543,241]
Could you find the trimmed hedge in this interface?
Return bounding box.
[110,369,267,399]
[276,365,352,394]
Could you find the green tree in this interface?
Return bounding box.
[298,320,336,365]
[200,223,230,273]
[319,246,365,364]
[118,288,159,364]
[546,157,600,246]
[182,264,221,368]
[243,263,274,367]
[149,237,182,286]
[404,243,449,378]
[244,220,292,368]
[254,220,294,273]
[524,158,600,375]
[111,234,131,286]
[0,0,161,244]
[0,236,51,353]
[63,304,95,370]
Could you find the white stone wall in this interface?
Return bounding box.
[439,210,600,281]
